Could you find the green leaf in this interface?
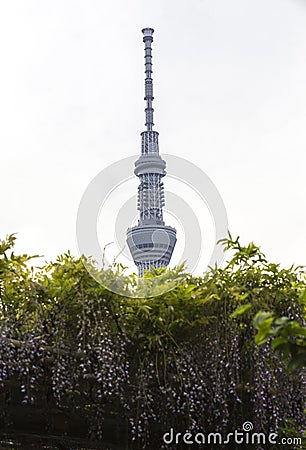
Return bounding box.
[253,311,273,329]
[271,336,289,350]
[137,304,152,316]
[230,303,252,318]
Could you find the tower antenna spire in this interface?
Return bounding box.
[142,27,154,131]
[126,28,177,277]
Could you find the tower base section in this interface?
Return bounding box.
[126,225,177,277]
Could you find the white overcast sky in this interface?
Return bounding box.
[0,0,306,271]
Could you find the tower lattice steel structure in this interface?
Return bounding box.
[126,28,177,277]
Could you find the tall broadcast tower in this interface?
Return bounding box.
[126,28,177,277]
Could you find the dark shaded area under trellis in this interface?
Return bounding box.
[0,374,128,449]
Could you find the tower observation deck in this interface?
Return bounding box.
[126,28,177,277]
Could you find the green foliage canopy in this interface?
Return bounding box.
[0,234,305,449]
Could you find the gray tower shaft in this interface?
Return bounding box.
[126,28,177,277]
[138,28,164,226]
